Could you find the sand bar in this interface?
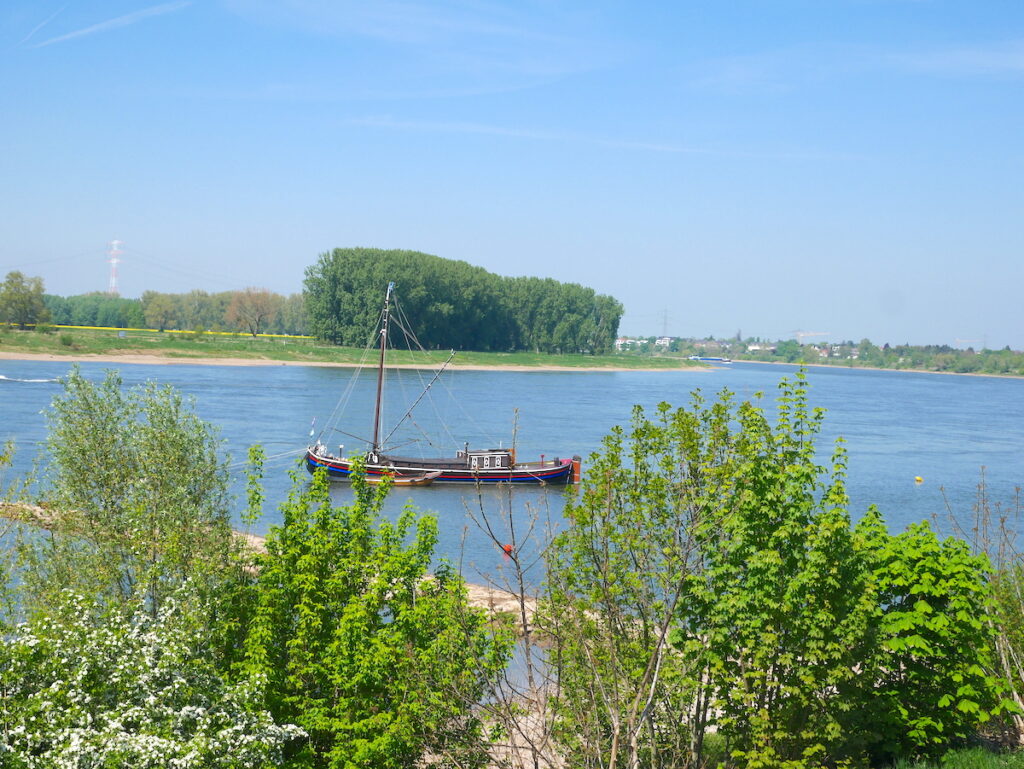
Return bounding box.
[0,350,707,373]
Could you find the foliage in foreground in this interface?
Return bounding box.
[0,585,301,769]
[16,367,234,618]
[239,467,512,768]
[2,372,510,769]
[3,367,1023,769]
[542,372,1015,768]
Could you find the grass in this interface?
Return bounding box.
[891,748,1024,768]
[0,326,704,370]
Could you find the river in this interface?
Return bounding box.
[2,359,1023,581]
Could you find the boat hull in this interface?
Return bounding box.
[305,448,577,485]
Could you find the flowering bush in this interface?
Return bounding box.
[0,587,303,768]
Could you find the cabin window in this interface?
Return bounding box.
[471,456,478,469]
[483,456,491,468]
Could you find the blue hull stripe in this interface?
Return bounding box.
[304,454,573,484]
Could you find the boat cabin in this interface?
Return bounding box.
[458,448,513,470]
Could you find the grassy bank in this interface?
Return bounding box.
[895,748,1024,768]
[0,326,702,370]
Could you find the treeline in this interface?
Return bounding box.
[3,371,1022,768]
[40,289,308,336]
[621,333,1024,376]
[752,339,1024,375]
[304,247,623,354]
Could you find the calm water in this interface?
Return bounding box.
[2,360,1023,580]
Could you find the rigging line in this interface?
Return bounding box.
[406,416,441,451]
[390,296,428,353]
[315,304,387,445]
[430,359,501,449]
[330,427,372,443]
[381,351,457,448]
[391,308,464,452]
[226,448,303,468]
[385,437,422,452]
[383,292,452,448]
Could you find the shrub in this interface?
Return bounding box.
[0,586,302,768]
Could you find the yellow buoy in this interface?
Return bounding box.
[914,476,923,484]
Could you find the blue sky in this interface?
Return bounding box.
[2,1,1022,348]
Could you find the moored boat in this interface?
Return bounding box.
[304,282,580,486]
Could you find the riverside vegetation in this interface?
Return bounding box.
[1,369,1023,768]
[2,247,624,355]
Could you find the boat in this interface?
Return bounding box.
[364,470,441,487]
[304,282,580,485]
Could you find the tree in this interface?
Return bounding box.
[541,371,1012,768]
[16,367,234,616]
[226,286,281,337]
[853,509,1014,762]
[0,585,302,769]
[682,376,876,767]
[241,467,511,768]
[542,400,711,768]
[277,292,309,335]
[142,291,178,331]
[302,247,622,353]
[0,271,49,329]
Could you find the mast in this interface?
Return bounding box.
[371,282,394,455]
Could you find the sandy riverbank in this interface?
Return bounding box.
[4,503,533,621]
[0,350,710,373]
[736,357,1024,381]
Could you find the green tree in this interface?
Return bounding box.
[142,291,178,331]
[0,271,49,329]
[303,247,621,353]
[276,292,309,335]
[542,371,1012,768]
[42,294,71,325]
[774,338,803,362]
[542,401,711,768]
[683,376,876,768]
[16,368,234,616]
[853,509,1015,762]
[241,467,511,768]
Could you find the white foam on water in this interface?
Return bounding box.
[0,374,58,383]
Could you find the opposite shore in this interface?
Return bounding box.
[0,349,712,373]
[1,349,1021,380]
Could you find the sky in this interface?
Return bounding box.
[1,1,1022,348]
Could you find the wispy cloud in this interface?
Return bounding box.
[29,0,191,49]
[344,116,850,161]
[18,4,67,47]
[689,39,1024,95]
[225,0,613,80]
[891,41,1024,76]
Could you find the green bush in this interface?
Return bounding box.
[542,371,1017,769]
[240,465,512,768]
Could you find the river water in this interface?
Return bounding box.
[2,359,1023,581]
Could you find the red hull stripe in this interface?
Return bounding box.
[304,453,572,484]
